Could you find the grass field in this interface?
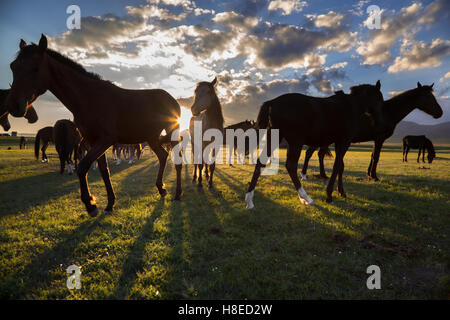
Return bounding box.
[0,136,449,299]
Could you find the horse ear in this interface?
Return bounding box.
[38,34,47,52]
[417,82,422,88]
[430,83,434,88]
[19,39,27,50]
[376,80,381,90]
[211,77,217,88]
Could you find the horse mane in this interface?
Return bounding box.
[17,44,104,81]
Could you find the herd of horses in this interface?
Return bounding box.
[2,34,444,215]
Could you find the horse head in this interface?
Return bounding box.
[415,82,443,119]
[191,77,218,116]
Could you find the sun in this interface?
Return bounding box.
[178,106,192,132]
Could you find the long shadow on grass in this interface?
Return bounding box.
[0,160,131,219]
[5,214,106,299]
[111,199,165,299]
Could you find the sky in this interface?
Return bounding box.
[0,0,449,134]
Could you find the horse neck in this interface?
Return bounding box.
[205,96,224,129]
[46,55,103,116]
[383,89,421,125]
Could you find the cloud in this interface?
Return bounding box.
[267,0,307,15]
[306,11,345,28]
[440,72,450,83]
[213,11,260,31]
[243,23,355,70]
[357,0,449,66]
[387,38,450,73]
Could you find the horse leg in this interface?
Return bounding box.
[42,142,49,162]
[422,147,426,163]
[77,141,111,217]
[197,161,204,188]
[317,147,328,179]
[204,164,209,181]
[286,144,314,205]
[148,138,168,197]
[192,164,197,183]
[326,143,347,203]
[58,151,65,174]
[405,146,409,162]
[245,130,274,209]
[97,154,116,214]
[208,150,216,190]
[337,145,350,198]
[369,140,383,181]
[301,146,315,180]
[417,148,421,163]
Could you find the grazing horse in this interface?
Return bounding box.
[6,35,182,216]
[35,126,54,162]
[402,135,436,163]
[300,83,443,180]
[1,89,38,131]
[245,81,384,208]
[53,119,82,174]
[190,77,224,189]
[19,136,27,149]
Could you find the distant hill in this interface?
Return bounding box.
[387,121,450,143]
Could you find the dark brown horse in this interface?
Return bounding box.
[224,120,257,165]
[19,136,27,149]
[402,135,436,163]
[1,89,38,131]
[190,77,224,189]
[35,126,54,162]
[6,35,182,216]
[53,119,82,174]
[301,83,443,180]
[245,81,384,208]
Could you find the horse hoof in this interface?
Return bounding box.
[192,179,196,184]
[300,173,307,181]
[320,175,328,179]
[326,197,333,203]
[197,183,203,189]
[339,192,346,198]
[103,210,114,215]
[88,206,98,217]
[245,190,255,209]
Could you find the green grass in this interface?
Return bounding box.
[0,136,449,299]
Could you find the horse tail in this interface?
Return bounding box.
[34,130,41,159]
[256,101,271,129]
[320,146,333,159]
[159,122,181,149]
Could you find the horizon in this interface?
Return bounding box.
[1,0,449,134]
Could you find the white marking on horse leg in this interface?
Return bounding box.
[67,164,73,174]
[245,190,255,209]
[298,186,314,205]
[116,158,121,165]
[301,173,307,181]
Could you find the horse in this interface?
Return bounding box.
[1,89,38,131]
[113,143,142,164]
[189,77,224,189]
[19,136,27,149]
[35,126,54,162]
[245,81,384,209]
[402,135,436,163]
[6,35,182,216]
[53,119,82,174]
[300,83,443,180]
[224,120,257,165]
